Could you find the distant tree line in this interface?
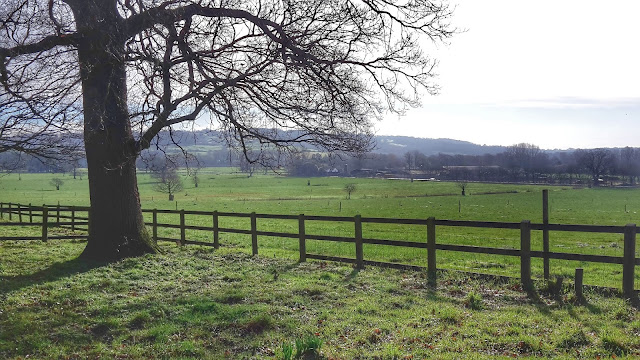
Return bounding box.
[3,143,639,187]
[284,144,640,187]
[0,151,86,175]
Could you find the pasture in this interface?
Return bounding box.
[1,240,639,359]
[1,169,639,289]
[1,169,639,359]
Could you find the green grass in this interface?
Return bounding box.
[1,170,640,289]
[1,241,639,359]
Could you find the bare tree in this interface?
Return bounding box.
[344,183,356,199]
[50,178,64,190]
[456,181,467,196]
[239,155,256,177]
[620,147,639,185]
[575,148,615,186]
[1,0,455,260]
[191,172,200,188]
[0,1,83,168]
[148,154,180,183]
[506,143,547,182]
[152,168,183,200]
[63,155,85,179]
[185,153,201,187]
[404,151,418,171]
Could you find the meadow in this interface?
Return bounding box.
[1,169,639,359]
[1,169,639,289]
[2,239,640,359]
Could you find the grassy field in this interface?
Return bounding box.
[1,240,639,359]
[1,170,640,358]
[1,169,639,289]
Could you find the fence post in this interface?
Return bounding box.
[575,268,584,300]
[179,210,186,246]
[0,202,3,219]
[251,212,258,256]
[520,220,532,290]
[56,203,60,226]
[71,208,76,231]
[41,206,48,242]
[8,203,12,221]
[29,203,33,223]
[213,211,219,249]
[152,209,158,242]
[355,215,364,269]
[18,204,23,223]
[427,217,436,274]
[623,224,636,299]
[298,214,306,262]
[542,189,550,280]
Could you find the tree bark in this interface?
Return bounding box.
[72,1,158,260]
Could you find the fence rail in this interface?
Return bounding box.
[0,201,637,297]
[0,202,90,235]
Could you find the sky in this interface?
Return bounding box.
[375,0,640,150]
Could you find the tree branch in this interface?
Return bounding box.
[0,33,80,58]
[124,4,283,42]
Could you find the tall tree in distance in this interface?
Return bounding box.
[153,168,184,200]
[456,181,467,196]
[344,183,357,200]
[1,0,455,260]
[506,143,547,182]
[50,178,64,190]
[185,153,201,188]
[619,147,639,185]
[575,148,615,186]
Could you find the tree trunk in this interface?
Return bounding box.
[72,1,158,260]
[82,146,157,260]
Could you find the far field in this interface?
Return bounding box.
[1,169,640,289]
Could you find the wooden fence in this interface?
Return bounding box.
[0,201,638,297]
[0,203,89,241]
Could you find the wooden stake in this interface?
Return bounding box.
[355,215,364,269]
[298,214,306,262]
[623,224,636,299]
[543,189,550,280]
[427,217,436,274]
[575,268,583,299]
[251,212,258,255]
[213,211,219,249]
[520,220,532,290]
[41,206,48,242]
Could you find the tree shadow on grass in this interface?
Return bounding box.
[0,257,106,295]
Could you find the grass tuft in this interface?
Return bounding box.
[557,329,590,349]
[464,291,484,310]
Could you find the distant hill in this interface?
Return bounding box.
[154,130,508,157]
[372,136,507,156]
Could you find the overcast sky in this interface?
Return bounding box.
[376,0,640,150]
